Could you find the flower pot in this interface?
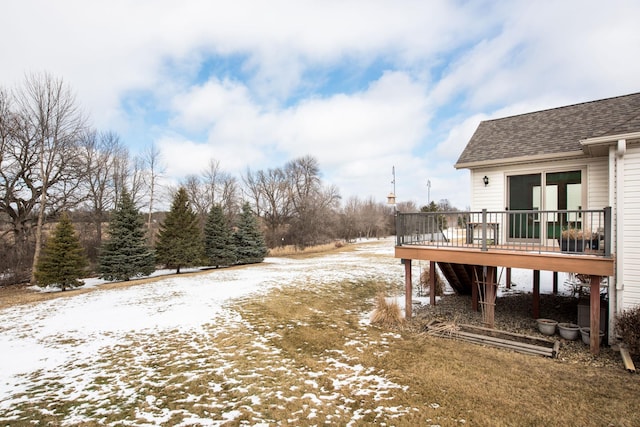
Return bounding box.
[557,323,580,340]
[558,238,584,252]
[580,327,604,346]
[536,318,558,335]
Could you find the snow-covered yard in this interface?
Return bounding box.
[0,238,416,425]
[2,238,637,426]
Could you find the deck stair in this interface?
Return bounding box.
[437,262,477,294]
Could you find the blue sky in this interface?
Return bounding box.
[2,0,640,209]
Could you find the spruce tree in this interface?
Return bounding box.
[99,190,155,281]
[155,187,203,273]
[233,202,267,265]
[204,204,236,268]
[34,212,88,291]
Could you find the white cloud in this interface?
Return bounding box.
[276,71,429,162]
[2,0,640,210]
[159,71,431,203]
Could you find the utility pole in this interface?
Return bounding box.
[427,179,431,205]
[392,166,396,200]
[387,166,397,213]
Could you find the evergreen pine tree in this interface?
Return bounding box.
[99,190,155,281]
[155,187,203,273]
[34,212,88,291]
[233,202,267,265]
[204,204,236,268]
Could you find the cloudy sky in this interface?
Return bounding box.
[2,1,639,209]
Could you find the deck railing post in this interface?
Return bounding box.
[481,209,488,251]
[604,206,612,257]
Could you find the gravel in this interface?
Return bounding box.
[412,290,636,370]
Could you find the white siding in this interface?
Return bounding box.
[622,143,640,309]
[470,169,505,211]
[587,161,610,209]
[470,157,609,211]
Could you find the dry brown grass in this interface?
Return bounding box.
[267,240,351,257]
[419,265,445,296]
[370,292,405,327]
[2,273,639,426]
[231,280,640,426]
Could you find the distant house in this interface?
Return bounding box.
[394,92,640,353]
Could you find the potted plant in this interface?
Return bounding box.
[536,318,558,335]
[557,323,580,340]
[580,327,605,346]
[559,227,592,252]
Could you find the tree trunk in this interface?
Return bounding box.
[30,191,47,284]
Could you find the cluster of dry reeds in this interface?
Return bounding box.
[419,266,444,296]
[370,293,404,327]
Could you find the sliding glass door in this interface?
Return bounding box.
[507,170,582,241]
[508,174,541,240]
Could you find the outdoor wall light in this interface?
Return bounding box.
[483,175,489,186]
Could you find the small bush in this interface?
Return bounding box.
[615,305,640,354]
[370,293,404,327]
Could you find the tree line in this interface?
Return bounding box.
[35,188,267,290]
[0,72,403,287]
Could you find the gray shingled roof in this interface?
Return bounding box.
[455,92,640,167]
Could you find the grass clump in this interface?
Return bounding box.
[419,265,444,297]
[370,293,404,327]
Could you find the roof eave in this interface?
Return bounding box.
[580,131,640,146]
[454,151,585,170]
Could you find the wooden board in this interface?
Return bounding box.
[426,321,559,358]
[619,346,637,373]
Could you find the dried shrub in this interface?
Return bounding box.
[370,293,404,327]
[616,305,640,354]
[419,266,444,297]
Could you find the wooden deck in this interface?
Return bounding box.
[394,244,614,355]
[395,245,614,276]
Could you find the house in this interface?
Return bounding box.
[394,92,640,354]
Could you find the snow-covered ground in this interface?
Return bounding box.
[0,238,565,425]
[0,238,408,424]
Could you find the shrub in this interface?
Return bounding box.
[370,293,404,327]
[615,305,640,354]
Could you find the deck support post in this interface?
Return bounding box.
[590,275,601,355]
[429,261,436,306]
[532,270,540,319]
[404,259,412,320]
[472,268,479,312]
[483,266,497,328]
[552,271,558,295]
[506,267,511,289]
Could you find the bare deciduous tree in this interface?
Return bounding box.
[243,166,292,247]
[244,156,341,248]
[79,129,127,244]
[181,159,241,230]
[142,142,165,243]
[11,72,86,284]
